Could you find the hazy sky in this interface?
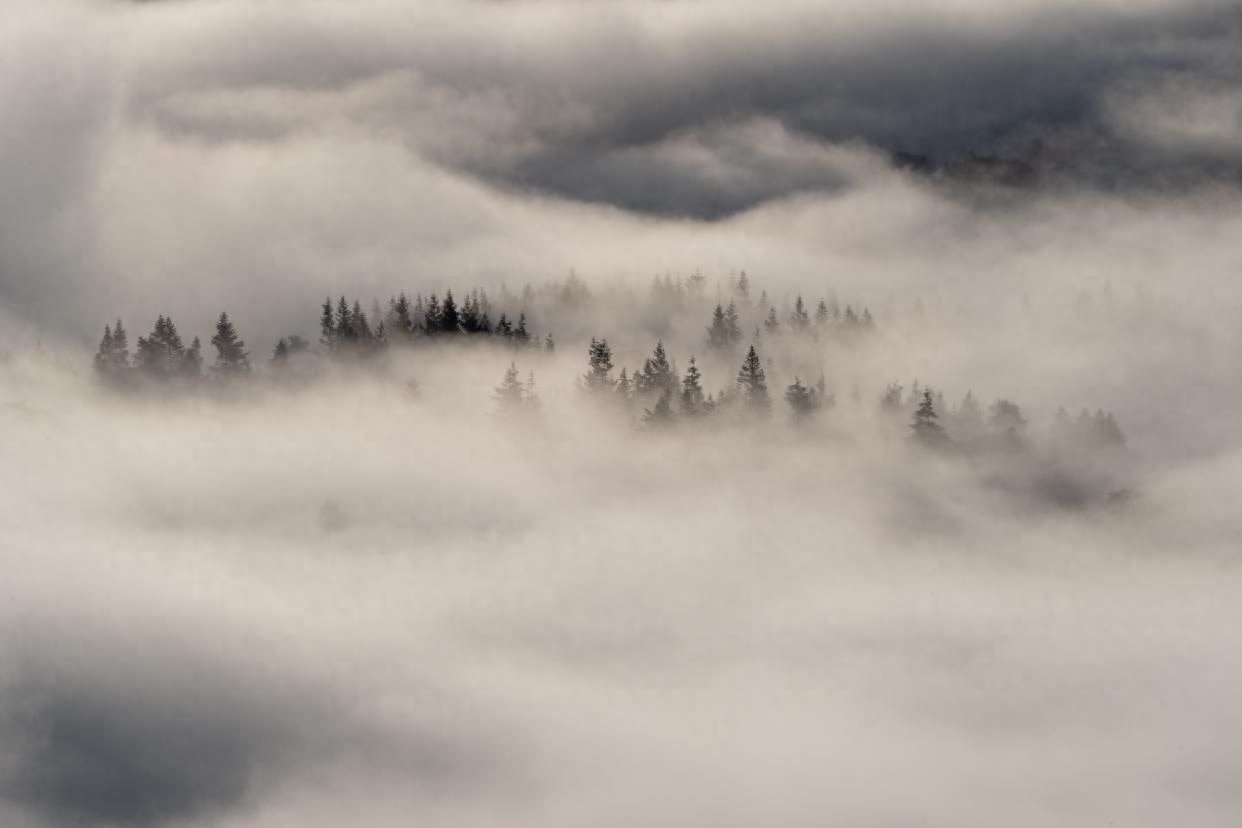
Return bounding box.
[2,3,1242,828]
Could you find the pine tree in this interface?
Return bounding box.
[523,372,541,415]
[351,300,372,344]
[439,290,460,334]
[494,362,525,415]
[764,306,780,335]
[211,312,250,375]
[423,294,441,335]
[724,302,743,345]
[784,376,819,420]
[94,325,114,377]
[136,315,187,379]
[494,314,513,338]
[642,389,675,428]
[680,356,706,417]
[615,367,633,401]
[635,340,677,398]
[707,304,731,351]
[514,313,531,345]
[110,319,130,370]
[815,300,830,328]
[789,295,810,333]
[735,271,751,303]
[460,290,481,334]
[910,390,948,447]
[391,292,414,338]
[735,345,770,414]
[320,298,336,350]
[583,338,616,392]
[544,333,555,352]
[181,337,203,379]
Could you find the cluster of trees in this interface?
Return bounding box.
[318,291,556,354]
[569,337,829,427]
[545,336,1126,454]
[93,313,248,386]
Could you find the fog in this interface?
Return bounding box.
[3,1,1242,826]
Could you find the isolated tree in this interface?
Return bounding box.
[494,362,526,415]
[784,376,819,421]
[910,390,948,447]
[523,372,541,415]
[582,337,616,392]
[735,345,770,414]
[211,312,250,375]
[680,356,706,417]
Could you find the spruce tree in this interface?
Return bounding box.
[642,389,675,428]
[523,372,541,415]
[495,362,525,415]
[635,340,677,398]
[583,337,616,392]
[320,298,336,350]
[789,295,810,333]
[94,325,114,377]
[211,312,250,375]
[181,337,203,379]
[707,304,730,351]
[439,290,460,334]
[544,333,555,352]
[910,390,948,447]
[724,302,743,345]
[815,300,830,328]
[735,345,770,414]
[764,306,780,335]
[423,294,441,335]
[615,367,633,401]
[784,376,819,420]
[514,313,531,345]
[680,356,706,417]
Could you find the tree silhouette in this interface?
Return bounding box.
[735,345,770,414]
[211,312,250,375]
[680,356,706,417]
[910,390,948,447]
[583,338,616,392]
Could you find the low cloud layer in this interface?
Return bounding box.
[3,1,1242,826]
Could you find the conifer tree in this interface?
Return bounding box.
[615,367,633,401]
[181,337,203,379]
[211,312,250,375]
[94,325,114,376]
[544,333,555,352]
[680,356,706,417]
[642,389,675,428]
[514,313,531,345]
[784,376,819,420]
[583,338,616,392]
[736,345,770,414]
[495,362,525,414]
[789,295,810,333]
[494,314,513,338]
[523,372,541,415]
[391,293,414,338]
[815,300,830,328]
[423,294,441,335]
[635,340,677,398]
[351,300,372,343]
[320,298,337,350]
[724,302,743,345]
[910,390,948,447]
[439,290,460,334]
[460,291,481,334]
[735,271,751,303]
[764,306,780,335]
[707,304,731,351]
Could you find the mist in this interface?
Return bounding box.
[3,1,1242,826]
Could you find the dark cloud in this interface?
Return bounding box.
[0,625,512,827]
[120,0,1242,215]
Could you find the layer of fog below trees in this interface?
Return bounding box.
[5,1,1242,824]
[3,184,1242,827]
